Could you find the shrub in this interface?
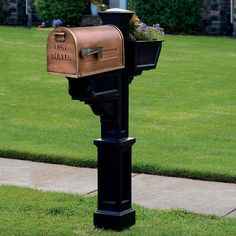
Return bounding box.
[34,0,88,26]
[129,0,202,33]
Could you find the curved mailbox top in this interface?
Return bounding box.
[47,25,125,78]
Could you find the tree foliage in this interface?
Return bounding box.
[130,0,202,33]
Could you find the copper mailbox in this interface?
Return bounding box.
[47,25,125,78]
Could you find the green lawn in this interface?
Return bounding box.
[0,26,236,182]
[0,186,235,236]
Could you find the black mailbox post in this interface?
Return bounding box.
[47,9,162,231]
[68,10,136,231]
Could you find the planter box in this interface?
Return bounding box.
[128,40,163,75]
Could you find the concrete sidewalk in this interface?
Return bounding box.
[0,157,235,217]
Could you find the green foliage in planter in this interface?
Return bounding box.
[34,0,88,26]
[130,0,202,33]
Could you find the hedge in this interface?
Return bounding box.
[34,0,88,26]
[129,0,202,33]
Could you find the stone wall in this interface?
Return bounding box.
[2,0,24,25]
[3,0,17,25]
[1,0,38,25]
[201,0,232,35]
[233,0,236,36]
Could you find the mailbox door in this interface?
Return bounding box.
[47,28,78,78]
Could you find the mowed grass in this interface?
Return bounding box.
[0,185,236,236]
[0,26,236,182]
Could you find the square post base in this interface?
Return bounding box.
[94,209,135,231]
[93,138,136,231]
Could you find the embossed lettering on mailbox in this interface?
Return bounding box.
[47,25,125,78]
